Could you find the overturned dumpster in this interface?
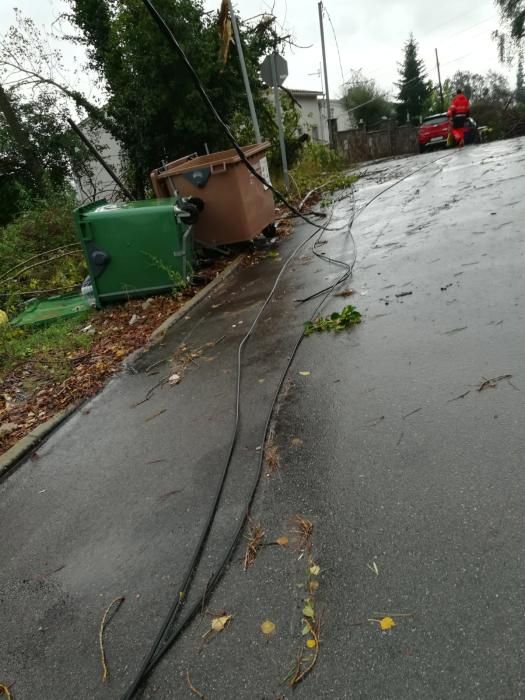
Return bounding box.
[150,143,275,246]
[75,198,195,308]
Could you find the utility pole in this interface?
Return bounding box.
[228,0,262,143]
[228,0,262,144]
[435,48,444,112]
[318,1,333,148]
[270,53,289,189]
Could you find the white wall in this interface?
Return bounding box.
[73,125,125,204]
[292,93,354,143]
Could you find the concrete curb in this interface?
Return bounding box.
[0,255,243,477]
[0,404,79,479]
[125,255,243,368]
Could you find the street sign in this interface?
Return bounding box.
[260,53,288,86]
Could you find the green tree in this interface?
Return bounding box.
[495,0,525,43]
[343,70,392,128]
[444,70,511,105]
[0,87,92,225]
[517,54,525,103]
[396,34,431,124]
[67,0,280,197]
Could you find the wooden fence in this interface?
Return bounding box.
[336,124,419,163]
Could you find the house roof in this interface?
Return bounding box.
[289,88,323,97]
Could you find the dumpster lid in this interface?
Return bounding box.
[154,142,271,178]
[76,197,180,217]
[10,293,91,327]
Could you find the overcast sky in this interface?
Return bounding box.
[0,0,514,103]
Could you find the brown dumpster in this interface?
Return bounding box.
[150,143,275,246]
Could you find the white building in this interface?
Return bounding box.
[289,89,354,143]
[73,124,125,205]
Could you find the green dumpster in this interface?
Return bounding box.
[74,198,192,308]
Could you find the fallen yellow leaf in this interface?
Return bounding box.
[211,614,232,632]
[299,371,311,376]
[309,580,320,593]
[261,620,276,635]
[309,564,321,576]
[276,536,288,546]
[306,638,317,649]
[379,616,396,631]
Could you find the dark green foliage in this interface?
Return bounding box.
[396,34,431,124]
[517,54,525,103]
[0,89,92,226]
[68,0,281,196]
[343,70,392,128]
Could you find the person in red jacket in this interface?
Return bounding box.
[448,89,471,146]
[450,89,470,124]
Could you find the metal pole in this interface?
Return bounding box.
[435,48,444,112]
[228,0,262,143]
[318,1,333,148]
[270,53,289,189]
[67,118,134,201]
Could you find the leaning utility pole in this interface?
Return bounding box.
[270,53,289,189]
[435,48,445,111]
[318,1,334,149]
[228,0,262,143]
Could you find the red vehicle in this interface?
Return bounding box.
[417,113,449,152]
[418,112,479,152]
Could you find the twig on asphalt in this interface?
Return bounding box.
[448,390,471,402]
[243,520,265,570]
[396,431,404,447]
[289,617,321,686]
[365,415,385,428]
[144,408,167,423]
[0,683,13,700]
[186,670,205,698]
[133,377,169,406]
[145,358,167,374]
[478,374,513,392]
[158,489,182,502]
[99,596,125,682]
[402,407,422,420]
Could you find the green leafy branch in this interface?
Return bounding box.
[304,305,361,337]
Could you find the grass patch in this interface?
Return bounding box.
[0,189,86,316]
[272,142,358,200]
[0,314,94,380]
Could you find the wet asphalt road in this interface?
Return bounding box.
[2,138,525,699]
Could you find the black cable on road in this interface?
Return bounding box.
[296,150,455,304]
[135,149,461,680]
[123,203,356,698]
[122,149,460,698]
[121,205,348,700]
